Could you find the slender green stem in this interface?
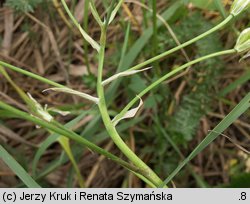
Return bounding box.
[104,0,116,28]
[115,49,236,123]
[0,15,233,93]
[83,0,91,74]
[0,6,236,188]
[0,100,145,175]
[128,14,234,71]
[89,0,103,27]
[61,0,100,52]
[61,0,79,27]
[0,61,99,103]
[152,0,160,75]
[96,26,164,187]
[0,17,159,185]
[0,61,65,88]
[142,0,148,28]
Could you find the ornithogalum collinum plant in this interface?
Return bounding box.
[0,0,250,188]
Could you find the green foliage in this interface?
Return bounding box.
[1,0,247,187]
[82,74,97,90]
[142,13,229,180]
[5,0,42,12]
[166,13,225,146]
[0,145,40,188]
[227,173,250,188]
[162,92,250,186]
[188,0,217,10]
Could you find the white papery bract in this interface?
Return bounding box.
[112,96,143,126]
[43,87,99,104]
[27,93,53,122]
[230,0,250,16]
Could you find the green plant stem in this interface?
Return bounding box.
[96,26,164,187]
[0,49,235,187]
[0,14,233,93]
[0,61,99,103]
[0,9,234,188]
[114,49,236,123]
[61,0,100,52]
[61,0,80,30]
[152,0,160,75]
[0,100,142,175]
[83,0,91,74]
[128,14,233,71]
[0,61,65,88]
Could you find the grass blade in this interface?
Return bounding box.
[161,92,250,187]
[35,116,145,182]
[0,145,41,188]
[219,70,250,96]
[58,136,85,187]
[32,111,88,175]
[0,101,143,175]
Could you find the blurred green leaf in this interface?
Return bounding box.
[0,145,40,188]
[5,0,42,12]
[227,173,250,188]
[189,0,217,10]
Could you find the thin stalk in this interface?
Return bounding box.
[104,0,116,28]
[0,100,145,176]
[60,0,81,30]
[83,0,91,74]
[152,0,157,52]
[0,61,65,88]
[152,0,160,75]
[96,26,164,187]
[115,49,236,123]
[61,0,100,52]
[0,61,98,103]
[142,0,148,28]
[128,14,234,71]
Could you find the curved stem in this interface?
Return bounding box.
[128,14,234,71]
[115,49,236,122]
[0,100,141,175]
[0,49,163,186]
[96,27,164,187]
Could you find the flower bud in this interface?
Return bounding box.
[27,93,53,122]
[230,0,250,16]
[234,28,250,53]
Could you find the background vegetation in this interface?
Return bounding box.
[0,0,249,187]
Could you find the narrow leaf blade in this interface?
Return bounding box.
[108,0,124,24]
[161,92,250,187]
[0,145,41,188]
